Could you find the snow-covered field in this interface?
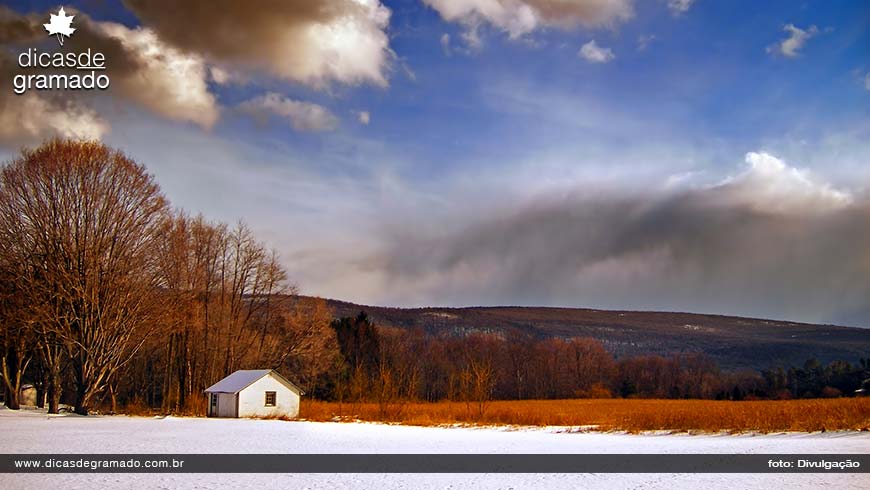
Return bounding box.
[2,407,868,489]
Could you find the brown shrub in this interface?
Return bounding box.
[821,386,843,398]
[574,383,613,399]
[121,398,160,416]
[178,392,207,416]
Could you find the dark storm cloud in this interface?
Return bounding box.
[365,154,870,326]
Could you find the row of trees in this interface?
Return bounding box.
[318,314,870,412]
[0,140,335,414]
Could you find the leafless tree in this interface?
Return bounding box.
[0,139,169,414]
[260,297,337,393]
[0,277,33,409]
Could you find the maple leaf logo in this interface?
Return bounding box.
[44,7,76,46]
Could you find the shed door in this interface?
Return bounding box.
[217,393,237,417]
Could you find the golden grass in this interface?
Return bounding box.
[116,393,208,417]
[299,398,870,433]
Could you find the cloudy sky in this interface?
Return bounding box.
[1,1,869,325]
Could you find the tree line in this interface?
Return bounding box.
[1,140,867,416]
[317,313,870,416]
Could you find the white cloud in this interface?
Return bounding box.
[357,111,371,125]
[579,40,615,63]
[209,66,231,85]
[98,22,220,128]
[637,34,656,51]
[208,66,247,86]
[423,0,634,41]
[713,151,852,213]
[239,93,339,132]
[667,0,695,15]
[125,0,393,88]
[440,29,480,55]
[0,94,109,145]
[461,22,484,50]
[767,23,818,58]
[440,33,452,55]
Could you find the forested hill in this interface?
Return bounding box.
[317,298,870,371]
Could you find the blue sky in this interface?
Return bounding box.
[1,1,869,324]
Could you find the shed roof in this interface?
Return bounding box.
[204,369,303,395]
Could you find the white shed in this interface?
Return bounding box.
[204,369,303,419]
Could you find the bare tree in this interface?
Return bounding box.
[0,278,33,409]
[204,222,288,377]
[0,140,169,414]
[566,337,615,396]
[456,333,498,419]
[260,297,337,393]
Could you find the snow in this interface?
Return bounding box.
[2,407,868,489]
[204,369,273,393]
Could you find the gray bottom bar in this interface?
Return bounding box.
[1,454,866,473]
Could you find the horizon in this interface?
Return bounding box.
[1,1,869,326]
[300,293,860,328]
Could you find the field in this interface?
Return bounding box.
[3,406,869,490]
[300,398,870,432]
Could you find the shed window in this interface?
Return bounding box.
[210,394,217,408]
[265,391,276,407]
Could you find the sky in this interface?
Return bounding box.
[1,1,869,326]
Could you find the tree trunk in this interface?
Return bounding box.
[177,328,189,410]
[46,361,61,414]
[3,383,19,410]
[74,400,87,415]
[36,366,46,409]
[1,377,20,409]
[73,360,96,416]
[74,382,93,416]
[110,384,117,414]
[1,342,30,410]
[163,335,174,412]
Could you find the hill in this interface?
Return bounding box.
[318,298,870,371]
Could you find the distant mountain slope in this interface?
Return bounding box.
[317,298,870,371]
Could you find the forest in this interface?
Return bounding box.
[1,140,868,416]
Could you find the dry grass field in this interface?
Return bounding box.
[299,398,870,433]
